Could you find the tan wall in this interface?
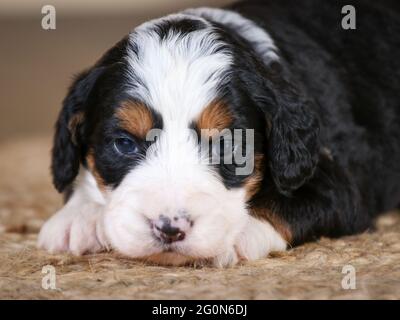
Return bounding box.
[1,0,232,16]
[0,1,233,141]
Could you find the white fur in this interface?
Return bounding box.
[39,9,286,267]
[38,169,108,255]
[235,216,287,261]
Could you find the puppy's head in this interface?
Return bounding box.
[52,13,319,265]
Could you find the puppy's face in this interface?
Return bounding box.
[50,12,319,265]
[96,97,260,265]
[57,15,266,265]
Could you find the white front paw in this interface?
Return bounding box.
[37,210,72,253]
[234,216,287,262]
[212,246,239,268]
[38,203,107,255]
[211,217,287,267]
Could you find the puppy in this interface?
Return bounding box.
[38,0,400,267]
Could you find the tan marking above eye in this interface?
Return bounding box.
[116,100,154,139]
[197,100,233,134]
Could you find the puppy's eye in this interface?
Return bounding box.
[114,137,138,156]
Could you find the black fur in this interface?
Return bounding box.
[227,0,400,243]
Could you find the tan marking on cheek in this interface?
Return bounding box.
[244,154,265,201]
[197,100,233,134]
[86,151,106,191]
[116,100,153,139]
[250,207,293,244]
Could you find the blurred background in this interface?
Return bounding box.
[0,0,233,141]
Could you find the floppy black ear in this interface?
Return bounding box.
[248,65,320,196]
[268,84,320,195]
[51,68,103,192]
[52,36,129,193]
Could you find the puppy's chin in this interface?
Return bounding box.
[139,252,209,266]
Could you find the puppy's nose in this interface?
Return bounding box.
[156,223,185,243]
[152,215,190,244]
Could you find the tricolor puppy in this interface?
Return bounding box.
[38,1,400,267]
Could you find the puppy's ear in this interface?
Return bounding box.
[250,66,320,195]
[269,85,320,195]
[51,68,103,192]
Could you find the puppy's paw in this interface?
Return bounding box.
[38,203,107,255]
[37,209,72,254]
[69,207,108,255]
[234,216,287,262]
[212,246,239,268]
[210,216,287,267]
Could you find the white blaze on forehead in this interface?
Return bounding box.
[126,13,232,128]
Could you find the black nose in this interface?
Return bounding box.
[153,218,185,243]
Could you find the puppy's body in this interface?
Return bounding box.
[39,0,400,266]
[230,0,400,244]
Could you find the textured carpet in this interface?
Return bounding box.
[0,136,399,299]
